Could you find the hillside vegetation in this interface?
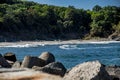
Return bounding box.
[0,0,120,41]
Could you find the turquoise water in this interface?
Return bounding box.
[0,41,120,68]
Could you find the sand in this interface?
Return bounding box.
[0,39,119,47]
[0,70,62,80]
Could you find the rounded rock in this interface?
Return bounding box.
[63,61,111,80]
[4,52,17,62]
[39,52,55,64]
[21,56,45,68]
[34,62,66,76]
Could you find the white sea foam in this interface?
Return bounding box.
[59,44,118,50]
[0,43,45,48]
[0,40,120,48]
[59,45,77,50]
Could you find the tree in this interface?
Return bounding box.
[92,5,102,12]
[46,8,57,25]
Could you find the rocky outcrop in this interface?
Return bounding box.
[0,54,11,68]
[108,31,120,41]
[39,52,55,65]
[3,52,17,62]
[33,62,66,76]
[63,61,111,80]
[21,56,45,68]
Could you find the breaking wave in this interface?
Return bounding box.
[59,45,118,50]
[59,45,78,50]
[0,44,45,48]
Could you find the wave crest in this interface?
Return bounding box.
[59,45,118,50]
[0,44,45,48]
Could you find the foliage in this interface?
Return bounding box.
[0,0,120,41]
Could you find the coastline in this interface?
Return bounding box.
[0,39,120,47]
[0,40,120,80]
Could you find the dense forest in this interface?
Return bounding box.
[0,0,120,41]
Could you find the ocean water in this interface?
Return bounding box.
[0,41,120,69]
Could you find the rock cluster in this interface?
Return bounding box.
[0,52,120,80]
[0,52,66,77]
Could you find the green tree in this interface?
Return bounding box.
[92,5,102,12]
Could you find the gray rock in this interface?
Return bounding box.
[63,61,111,80]
[39,52,55,65]
[12,61,21,68]
[3,52,17,62]
[105,66,120,79]
[21,56,45,68]
[0,54,11,68]
[33,62,66,77]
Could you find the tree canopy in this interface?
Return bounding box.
[0,0,120,41]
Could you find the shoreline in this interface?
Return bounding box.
[0,39,120,47]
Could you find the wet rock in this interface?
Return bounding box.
[33,62,66,77]
[12,61,21,68]
[63,61,111,80]
[0,54,11,68]
[39,52,55,65]
[21,56,45,68]
[4,52,17,62]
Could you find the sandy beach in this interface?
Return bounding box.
[0,39,120,47]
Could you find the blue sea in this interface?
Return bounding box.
[0,41,120,69]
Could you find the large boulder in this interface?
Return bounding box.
[21,56,45,68]
[0,54,11,68]
[63,61,111,80]
[39,52,55,65]
[33,62,66,77]
[3,52,17,62]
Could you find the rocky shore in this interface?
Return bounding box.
[0,52,120,80]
